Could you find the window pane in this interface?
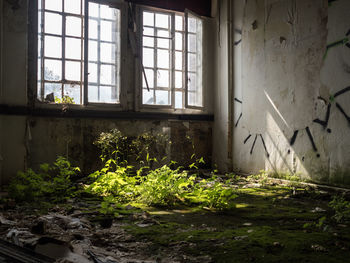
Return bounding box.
[89,2,99,18]
[100,43,114,63]
[188,72,196,91]
[101,20,112,41]
[175,32,183,50]
[143,12,154,27]
[143,27,154,36]
[100,4,114,20]
[143,69,154,88]
[44,36,61,58]
[143,48,154,68]
[175,91,183,109]
[44,83,62,99]
[100,64,115,85]
[64,84,80,104]
[175,51,182,70]
[143,36,154,47]
[88,63,97,83]
[66,16,82,37]
[44,59,61,80]
[64,0,81,14]
[188,16,197,33]
[157,49,169,69]
[143,89,154,104]
[188,34,197,52]
[155,14,169,29]
[155,90,169,105]
[157,38,169,49]
[157,70,169,87]
[88,85,98,102]
[65,61,81,81]
[89,19,98,39]
[157,30,169,38]
[65,37,81,60]
[175,71,182,88]
[45,0,62,12]
[175,15,183,31]
[45,12,62,35]
[89,40,98,61]
[188,53,196,72]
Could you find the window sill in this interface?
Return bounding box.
[0,103,214,121]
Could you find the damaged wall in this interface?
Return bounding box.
[222,0,350,186]
[0,0,214,184]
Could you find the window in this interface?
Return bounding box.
[37,0,121,104]
[141,9,203,109]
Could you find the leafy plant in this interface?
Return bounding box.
[137,165,195,207]
[9,156,80,203]
[329,195,350,223]
[55,95,75,104]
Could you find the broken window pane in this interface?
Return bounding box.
[64,84,80,104]
[44,59,61,80]
[44,83,62,99]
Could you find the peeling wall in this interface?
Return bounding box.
[0,0,213,184]
[225,0,350,186]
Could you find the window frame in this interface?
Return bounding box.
[29,0,127,109]
[138,6,204,112]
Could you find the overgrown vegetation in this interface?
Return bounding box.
[9,156,80,203]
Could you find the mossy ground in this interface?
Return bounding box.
[122,184,350,262]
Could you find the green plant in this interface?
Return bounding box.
[55,95,75,104]
[9,156,80,203]
[137,165,195,207]
[329,195,350,223]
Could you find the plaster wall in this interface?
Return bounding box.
[226,0,350,186]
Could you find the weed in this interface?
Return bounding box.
[329,195,350,223]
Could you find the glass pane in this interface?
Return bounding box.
[143,27,154,36]
[143,48,154,68]
[88,63,97,83]
[188,53,196,72]
[101,20,112,41]
[64,0,81,14]
[157,70,169,88]
[175,71,182,88]
[175,15,183,31]
[100,86,118,103]
[65,61,81,81]
[188,16,197,33]
[44,36,61,58]
[45,0,61,12]
[175,32,183,50]
[101,42,114,63]
[143,89,154,104]
[157,38,169,49]
[100,64,115,85]
[155,90,169,105]
[44,59,61,80]
[157,49,169,69]
[45,12,62,35]
[88,85,98,102]
[89,2,99,18]
[89,40,98,61]
[66,16,82,37]
[44,83,62,100]
[157,30,169,38]
[188,72,196,91]
[155,14,169,29]
[175,51,182,70]
[188,91,196,105]
[175,91,183,109]
[65,37,81,60]
[37,58,42,81]
[38,10,42,33]
[89,19,98,39]
[188,34,197,52]
[143,12,154,27]
[64,84,80,104]
[143,69,154,88]
[143,37,154,47]
[100,4,113,20]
